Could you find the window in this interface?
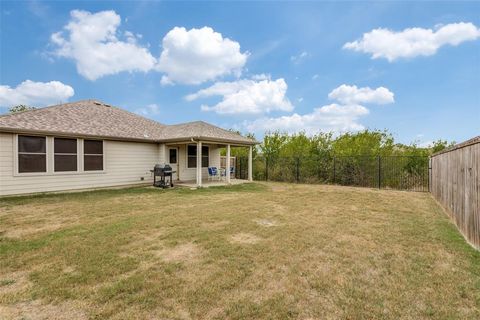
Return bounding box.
[201,146,209,167]
[169,148,177,164]
[84,140,103,171]
[18,135,46,173]
[54,138,77,172]
[187,145,209,168]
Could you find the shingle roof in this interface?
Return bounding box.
[161,121,255,144]
[0,100,256,145]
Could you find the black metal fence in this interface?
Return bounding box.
[235,155,429,192]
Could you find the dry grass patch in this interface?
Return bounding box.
[229,233,262,244]
[0,182,479,319]
[200,220,230,229]
[254,219,279,227]
[0,271,31,296]
[0,203,81,239]
[156,242,202,263]
[120,228,166,251]
[0,300,87,320]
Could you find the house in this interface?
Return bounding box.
[0,100,256,196]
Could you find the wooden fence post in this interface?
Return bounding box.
[428,157,432,193]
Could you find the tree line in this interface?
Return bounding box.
[229,130,453,159]
[228,130,453,190]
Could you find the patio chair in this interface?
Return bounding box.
[220,166,235,180]
[208,167,219,181]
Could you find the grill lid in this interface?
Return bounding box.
[154,164,173,175]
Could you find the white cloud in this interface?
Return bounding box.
[160,76,174,86]
[328,84,394,105]
[51,10,157,80]
[134,103,160,116]
[312,74,319,80]
[244,104,369,135]
[0,80,74,107]
[251,73,270,81]
[157,27,249,85]
[50,11,249,85]
[344,22,480,61]
[186,77,293,115]
[290,51,309,64]
[242,83,395,135]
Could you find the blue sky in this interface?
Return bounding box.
[1,1,479,145]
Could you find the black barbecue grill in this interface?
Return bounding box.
[151,164,176,188]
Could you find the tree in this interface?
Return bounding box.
[431,139,454,154]
[9,105,36,113]
[332,130,394,156]
[309,132,334,158]
[279,132,312,157]
[259,131,287,161]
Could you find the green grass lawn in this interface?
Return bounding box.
[0,183,479,319]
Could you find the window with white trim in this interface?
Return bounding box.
[187,145,209,168]
[18,135,47,173]
[84,140,103,171]
[54,138,77,172]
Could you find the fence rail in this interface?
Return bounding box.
[430,137,480,250]
[235,155,429,192]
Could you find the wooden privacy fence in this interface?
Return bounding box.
[430,136,480,249]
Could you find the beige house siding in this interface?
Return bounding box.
[176,144,221,181]
[158,144,166,164]
[0,132,159,196]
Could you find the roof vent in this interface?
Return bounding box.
[143,133,150,138]
[104,104,112,107]
[93,101,102,105]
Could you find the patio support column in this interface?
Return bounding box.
[196,141,202,187]
[226,144,231,184]
[248,145,253,182]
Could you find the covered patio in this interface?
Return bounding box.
[162,139,254,188]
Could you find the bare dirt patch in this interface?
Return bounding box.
[254,219,279,227]
[156,243,202,263]
[62,266,77,275]
[268,184,291,192]
[230,233,261,244]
